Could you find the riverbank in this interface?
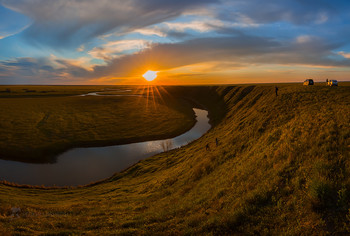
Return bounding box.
[0,108,210,186]
[0,84,349,234]
[0,86,196,163]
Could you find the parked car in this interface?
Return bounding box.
[327,80,338,86]
[303,79,314,85]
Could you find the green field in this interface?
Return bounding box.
[0,85,196,163]
[0,83,349,234]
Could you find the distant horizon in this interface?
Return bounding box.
[1,80,349,87]
[1,0,350,84]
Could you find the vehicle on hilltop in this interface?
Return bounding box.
[303,79,314,85]
[327,80,338,86]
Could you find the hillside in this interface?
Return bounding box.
[0,84,349,235]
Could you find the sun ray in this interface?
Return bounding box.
[158,86,172,98]
[150,86,157,109]
[153,86,165,105]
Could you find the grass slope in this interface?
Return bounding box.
[0,83,349,235]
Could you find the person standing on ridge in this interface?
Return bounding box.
[275,86,278,96]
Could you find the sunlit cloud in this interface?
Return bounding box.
[164,20,224,33]
[133,27,166,37]
[77,45,85,52]
[0,23,31,40]
[338,51,350,59]
[91,35,350,78]
[0,0,218,48]
[0,0,349,84]
[88,39,151,61]
[296,35,315,44]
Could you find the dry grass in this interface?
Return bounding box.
[0,83,349,234]
[0,85,195,163]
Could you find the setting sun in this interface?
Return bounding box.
[143,70,158,81]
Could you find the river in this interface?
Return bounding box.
[0,108,210,186]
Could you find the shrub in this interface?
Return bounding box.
[309,179,336,210]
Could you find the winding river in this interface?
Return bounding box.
[0,108,210,187]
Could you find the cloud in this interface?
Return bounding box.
[0,57,90,84]
[1,34,349,84]
[296,35,315,44]
[132,18,233,39]
[1,0,219,48]
[0,4,32,40]
[88,39,151,61]
[338,51,350,59]
[131,13,258,39]
[315,12,329,24]
[90,34,350,78]
[164,20,224,33]
[133,28,166,37]
[217,0,338,25]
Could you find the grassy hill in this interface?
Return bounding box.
[0,83,349,234]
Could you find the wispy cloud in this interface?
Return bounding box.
[1,0,219,48]
[338,51,350,59]
[164,20,224,33]
[217,0,336,25]
[88,39,151,61]
[0,0,349,84]
[0,57,90,84]
[3,33,349,84]
[296,35,316,44]
[93,35,350,77]
[133,28,166,37]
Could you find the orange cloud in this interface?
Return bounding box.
[338,51,350,59]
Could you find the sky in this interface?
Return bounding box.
[0,0,350,85]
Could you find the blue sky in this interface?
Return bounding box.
[0,0,349,84]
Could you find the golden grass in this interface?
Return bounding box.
[0,83,349,234]
[0,85,196,162]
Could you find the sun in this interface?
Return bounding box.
[143,70,157,81]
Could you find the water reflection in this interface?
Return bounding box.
[79,92,141,97]
[0,109,210,186]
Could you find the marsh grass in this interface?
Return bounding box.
[0,83,349,234]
